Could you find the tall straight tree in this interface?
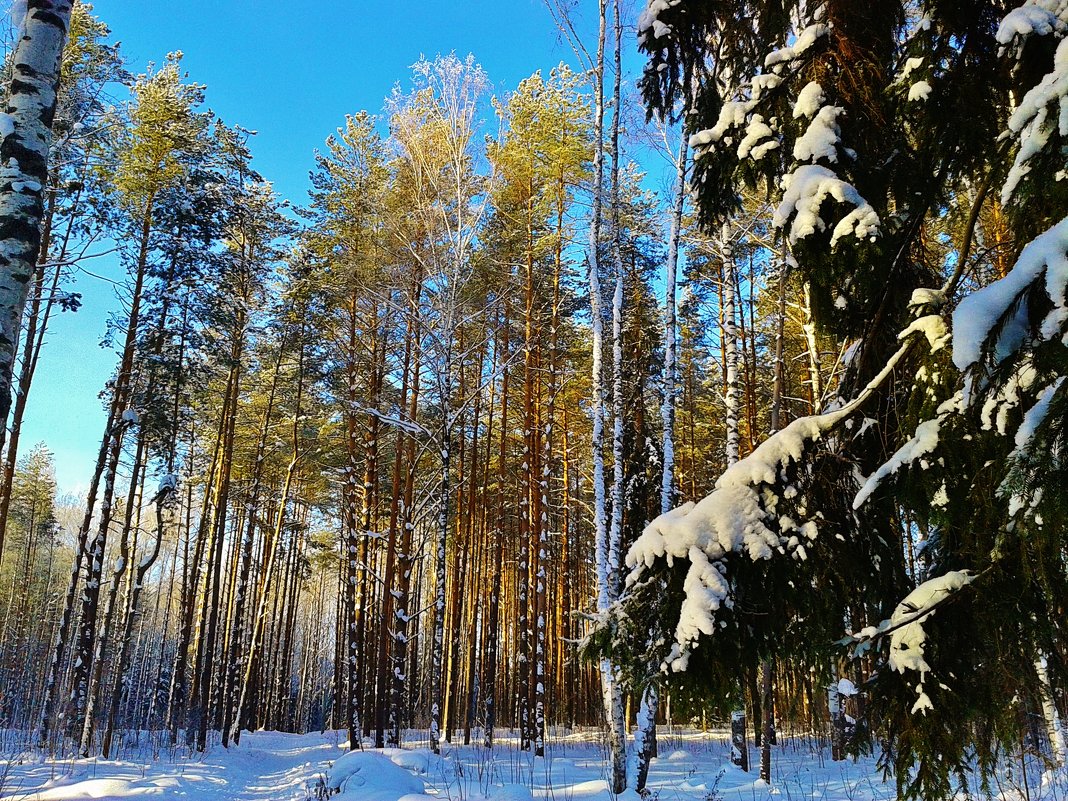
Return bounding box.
[387,52,489,753]
[0,0,73,455]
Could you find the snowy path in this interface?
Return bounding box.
[0,731,343,800]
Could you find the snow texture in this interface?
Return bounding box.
[1001,32,1068,203]
[907,80,932,102]
[328,751,427,800]
[637,0,682,44]
[887,571,975,714]
[853,394,960,509]
[774,165,880,247]
[765,24,831,70]
[737,115,780,160]
[952,216,1068,371]
[627,329,923,671]
[1012,377,1065,455]
[997,3,1067,50]
[793,106,843,163]
[793,82,825,119]
[0,728,909,801]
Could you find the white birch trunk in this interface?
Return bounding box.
[721,224,739,466]
[430,374,451,755]
[660,136,687,517]
[1036,654,1066,768]
[587,0,624,793]
[603,2,628,790]
[801,282,823,411]
[635,133,688,794]
[0,1,72,447]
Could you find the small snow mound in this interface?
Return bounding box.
[383,747,440,775]
[22,778,141,799]
[327,751,426,800]
[666,749,691,761]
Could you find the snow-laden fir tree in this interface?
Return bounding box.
[596,0,1068,798]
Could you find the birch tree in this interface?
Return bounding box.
[0,0,73,453]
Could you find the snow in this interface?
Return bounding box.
[897,57,924,84]
[774,165,880,247]
[792,82,825,119]
[952,216,1068,371]
[837,678,859,697]
[1001,36,1068,203]
[737,115,780,161]
[328,751,427,799]
[997,4,1066,47]
[0,734,901,801]
[628,336,919,667]
[0,113,12,140]
[849,572,975,716]
[853,418,939,507]
[793,106,843,163]
[1012,377,1065,454]
[854,393,960,509]
[907,80,932,102]
[887,571,975,710]
[637,0,682,44]
[765,24,831,70]
[3,727,1061,801]
[897,314,949,352]
[0,731,340,800]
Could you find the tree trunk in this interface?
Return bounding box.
[0,0,73,450]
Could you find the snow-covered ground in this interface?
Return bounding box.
[0,728,1060,801]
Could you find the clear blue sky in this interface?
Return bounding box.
[21,0,658,493]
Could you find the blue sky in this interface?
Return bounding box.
[21,0,660,493]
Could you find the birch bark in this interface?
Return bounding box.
[0,0,72,449]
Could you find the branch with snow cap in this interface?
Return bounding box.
[637,0,683,46]
[848,570,977,715]
[953,215,1068,372]
[626,313,939,671]
[998,2,1068,204]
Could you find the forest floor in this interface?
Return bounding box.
[0,728,1058,801]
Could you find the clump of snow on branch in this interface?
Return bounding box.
[853,393,960,509]
[1000,31,1068,203]
[907,80,933,102]
[765,23,831,71]
[896,57,925,85]
[997,2,1068,57]
[899,314,950,352]
[979,361,1039,434]
[774,165,880,247]
[626,411,844,670]
[793,105,844,163]
[952,215,1068,371]
[624,316,932,672]
[737,115,780,160]
[637,0,683,44]
[1012,377,1065,457]
[852,571,975,716]
[793,81,825,118]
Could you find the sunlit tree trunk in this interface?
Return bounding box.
[0,0,73,455]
